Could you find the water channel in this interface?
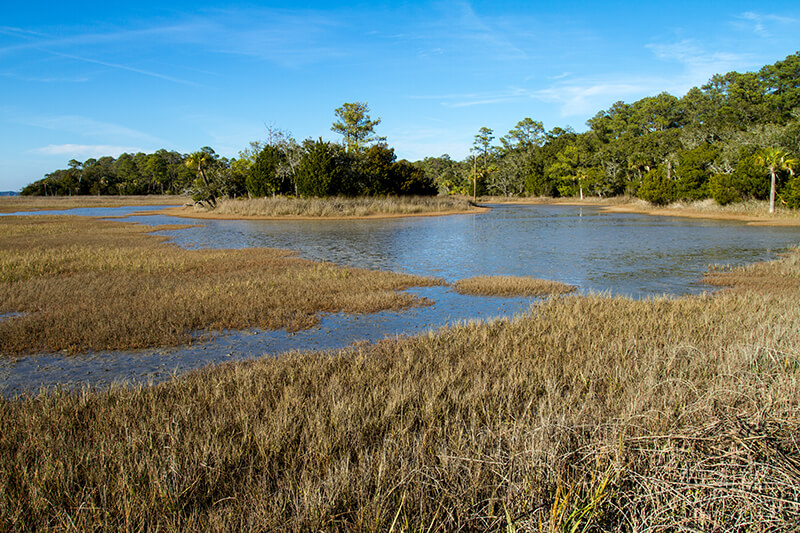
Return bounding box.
[2,203,799,397]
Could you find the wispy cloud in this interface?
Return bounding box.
[29,144,146,158]
[734,11,796,38]
[0,9,354,74]
[390,0,529,63]
[0,71,89,83]
[647,39,750,83]
[15,113,166,145]
[47,50,197,86]
[410,86,532,108]
[533,81,654,117]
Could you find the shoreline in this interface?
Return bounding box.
[479,196,800,227]
[3,194,799,226]
[156,204,488,221]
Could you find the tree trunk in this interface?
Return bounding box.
[769,169,777,213]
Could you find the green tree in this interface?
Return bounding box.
[473,127,495,172]
[246,145,286,197]
[331,102,385,153]
[295,139,348,197]
[755,147,798,213]
[638,166,676,205]
[186,147,221,207]
[674,144,718,200]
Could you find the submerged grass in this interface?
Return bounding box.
[196,195,481,218]
[0,216,441,355]
[1,239,799,529]
[452,275,576,297]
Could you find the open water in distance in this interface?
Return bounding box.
[3,204,800,396]
[145,203,800,297]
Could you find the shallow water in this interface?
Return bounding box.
[144,204,800,297]
[3,203,800,397]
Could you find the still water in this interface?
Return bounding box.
[145,204,800,297]
[3,204,799,396]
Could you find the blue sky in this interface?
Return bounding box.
[2,1,799,191]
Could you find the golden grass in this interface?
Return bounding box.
[452,275,577,297]
[1,241,799,529]
[188,195,482,218]
[0,195,186,213]
[0,216,442,355]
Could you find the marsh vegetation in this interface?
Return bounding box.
[189,195,480,218]
[452,275,576,297]
[0,195,185,214]
[0,216,442,355]
[1,218,798,529]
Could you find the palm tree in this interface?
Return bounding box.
[186,147,219,207]
[756,147,798,213]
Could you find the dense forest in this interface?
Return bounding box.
[22,52,800,209]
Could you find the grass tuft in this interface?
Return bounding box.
[452,276,577,297]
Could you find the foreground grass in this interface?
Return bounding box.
[0,216,441,355]
[1,246,799,530]
[189,195,481,218]
[0,195,186,213]
[453,275,576,297]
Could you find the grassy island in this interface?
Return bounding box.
[168,195,483,220]
[452,275,576,297]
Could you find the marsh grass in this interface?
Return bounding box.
[201,195,480,218]
[0,216,441,355]
[0,195,185,213]
[1,245,799,530]
[452,276,576,297]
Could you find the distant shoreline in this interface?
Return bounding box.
[478,196,800,227]
[2,194,800,226]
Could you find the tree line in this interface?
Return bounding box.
[22,52,800,210]
[21,103,435,204]
[416,51,800,210]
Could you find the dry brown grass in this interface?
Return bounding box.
[0,216,441,355]
[705,247,800,293]
[0,195,186,213]
[1,242,799,529]
[191,195,481,218]
[452,275,576,297]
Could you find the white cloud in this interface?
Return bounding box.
[29,144,146,158]
[646,40,750,84]
[533,81,652,117]
[735,11,796,38]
